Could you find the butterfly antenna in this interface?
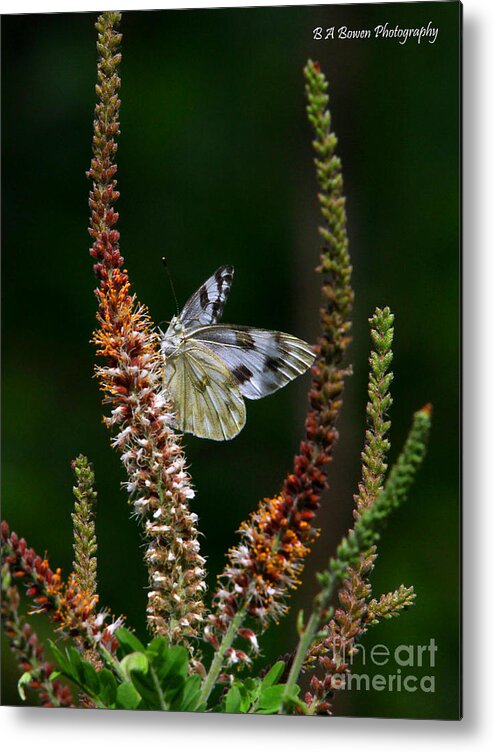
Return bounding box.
[162,257,180,317]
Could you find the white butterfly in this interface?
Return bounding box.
[159,265,315,441]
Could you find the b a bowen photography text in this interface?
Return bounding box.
[313,20,439,44]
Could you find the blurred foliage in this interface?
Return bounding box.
[1,3,460,718]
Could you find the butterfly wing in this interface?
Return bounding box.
[164,339,246,441]
[178,265,234,328]
[188,325,315,400]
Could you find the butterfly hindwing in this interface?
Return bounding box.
[179,265,234,327]
[187,325,315,400]
[163,339,246,441]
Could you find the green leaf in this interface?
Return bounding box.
[144,641,190,709]
[66,647,84,675]
[180,674,204,713]
[17,672,32,701]
[119,653,165,710]
[261,661,285,689]
[277,685,304,714]
[258,684,285,713]
[115,628,146,656]
[236,678,260,712]
[225,685,242,713]
[97,668,117,707]
[116,681,142,710]
[48,643,106,701]
[79,659,100,696]
[145,636,169,657]
[128,677,156,709]
[147,641,188,683]
[157,671,183,710]
[48,641,75,680]
[242,677,258,694]
[120,651,149,680]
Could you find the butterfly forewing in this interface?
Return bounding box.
[179,265,234,327]
[188,325,315,400]
[163,340,246,441]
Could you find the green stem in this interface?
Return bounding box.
[150,665,168,711]
[199,606,247,706]
[99,643,126,683]
[280,574,337,712]
[279,610,319,712]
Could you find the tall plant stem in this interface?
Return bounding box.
[199,606,247,706]
[279,580,336,712]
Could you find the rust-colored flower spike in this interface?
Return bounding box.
[208,62,353,631]
[87,11,206,644]
[304,550,376,715]
[1,571,73,708]
[201,60,353,696]
[304,307,394,705]
[87,11,124,291]
[1,521,121,656]
[305,560,415,715]
[306,307,393,709]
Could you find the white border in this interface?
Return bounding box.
[2,0,492,749]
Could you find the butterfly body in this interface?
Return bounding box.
[159,266,315,441]
[161,317,188,358]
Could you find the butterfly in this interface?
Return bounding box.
[159,265,315,441]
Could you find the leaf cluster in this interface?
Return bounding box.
[49,628,205,712]
[217,661,304,715]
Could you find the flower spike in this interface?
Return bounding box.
[87,11,206,645]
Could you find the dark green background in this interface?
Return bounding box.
[1,2,460,718]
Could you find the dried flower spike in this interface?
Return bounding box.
[353,307,394,518]
[71,455,98,601]
[87,11,206,644]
